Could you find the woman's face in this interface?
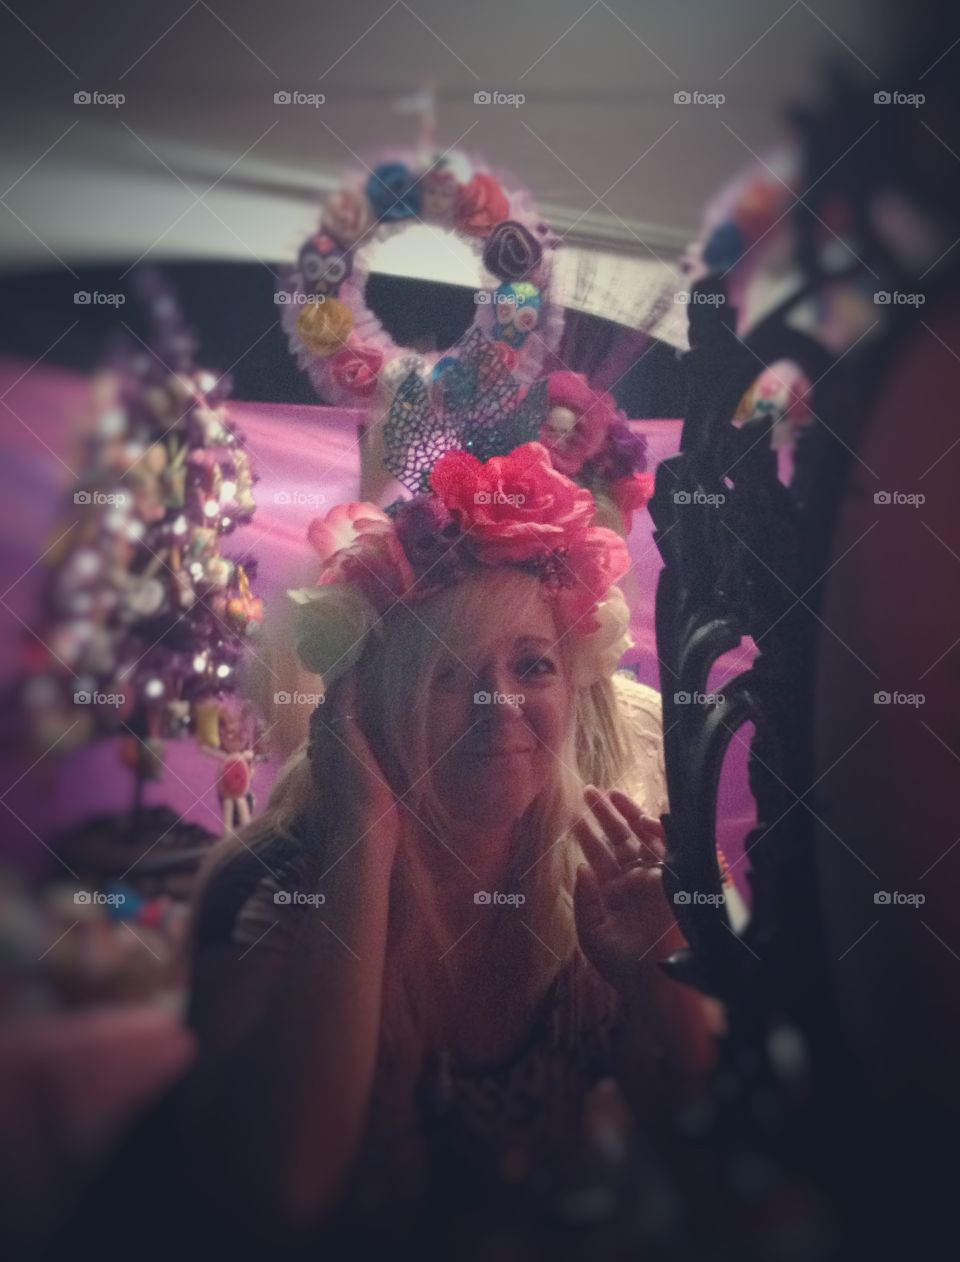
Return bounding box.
[426,593,570,832]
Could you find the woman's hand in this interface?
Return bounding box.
[572,786,685,991]
[314,671,401,857]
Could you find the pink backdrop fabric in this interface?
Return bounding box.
[0,361,754,878]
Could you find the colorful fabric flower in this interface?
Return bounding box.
[609,472,655,532]
[322,189,374,248]
[454,173,509,237]
[493,281,541,347]
[483,219,543,281]
[298,233,352,296]
[289,583,379,682]
[552,527,631,634]
[367,163,421,221]
[297,299,354,357]
[331,342,383,396]
[540,372,617,476]
[429,442,596,564]
[421,168,459,220]
[307,502,392,562]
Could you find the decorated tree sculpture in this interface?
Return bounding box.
[20,270,264,847]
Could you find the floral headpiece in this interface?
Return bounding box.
[382,328,655,535]
[290,442,633,689]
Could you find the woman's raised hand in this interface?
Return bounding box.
[316,671,401,856]
[572,785,685,990]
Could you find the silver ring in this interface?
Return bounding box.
[624,856,664,871]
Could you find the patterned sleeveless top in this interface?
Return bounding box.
[192,675,671,1223]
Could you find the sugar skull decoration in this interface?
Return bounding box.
[493,282,542,348]
[297,233,352,297]
[280,148,563,406]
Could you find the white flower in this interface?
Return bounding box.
[571,585,634,684]
[288,583,379,686]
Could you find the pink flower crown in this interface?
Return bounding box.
[291,443,633,686]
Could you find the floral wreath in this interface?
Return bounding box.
[290,442,634,691]
[278,149,564,407]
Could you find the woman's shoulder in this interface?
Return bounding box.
[610,671,663,729]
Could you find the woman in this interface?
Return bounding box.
[183,443,718,1247]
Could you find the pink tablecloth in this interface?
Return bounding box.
[0,360,754,876]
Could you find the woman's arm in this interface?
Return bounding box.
[180,684,403,1231]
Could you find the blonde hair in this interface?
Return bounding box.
[192,569,632,1056]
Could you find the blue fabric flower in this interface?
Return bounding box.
[703,221,745,271]
[367,163,421,221]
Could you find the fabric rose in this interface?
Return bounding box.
[483,219,542,281]
[421,168,459,220]
[454,173,509,237]
[588,420,647,480]
[297,299,354,357]
[288,583,379,684]
[322,188,373,249]
[307,502,393,562]
[331,343,383,396]
[609,472,655,532]
[540,372,617,475]
[429,442,596,564]
[570,586,634,683]
[367,162,421,221]
[553,527,631,634]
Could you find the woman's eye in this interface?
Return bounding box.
[518,655,557,679]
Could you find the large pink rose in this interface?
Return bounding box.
[429,442,596,563]
[553,527,631,633]
[540,372,619,475]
